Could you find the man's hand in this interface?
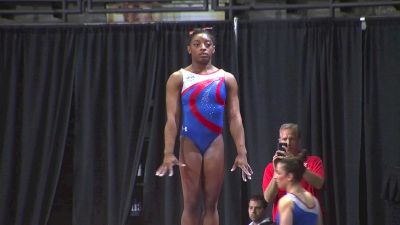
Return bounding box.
[230,154,253,182]
[155,154,186,177]
[272,146,293,170]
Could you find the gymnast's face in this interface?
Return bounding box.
[187,33,215,64]
[273,162,291,189]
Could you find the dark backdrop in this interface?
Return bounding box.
[0,18,400,225]
[236,19,363,225]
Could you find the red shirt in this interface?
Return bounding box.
[262,155,324,221]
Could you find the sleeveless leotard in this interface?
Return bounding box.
[180,68,226,154]
[275,193,320,225]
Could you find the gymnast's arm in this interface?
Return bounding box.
[155,72,186,177]
[277,196,294,225]
[225,72,253,181]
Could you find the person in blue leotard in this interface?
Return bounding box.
[274,151,323,225]
[155,28,253,225]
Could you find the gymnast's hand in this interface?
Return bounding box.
[230,154,253,182]
[155,154,186,177]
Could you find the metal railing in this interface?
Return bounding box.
[0,0,82,21]
[87,0,209,14]
[213,0,400,18]
[0,0,399,23]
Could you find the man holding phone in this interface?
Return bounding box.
[262,123,325,222]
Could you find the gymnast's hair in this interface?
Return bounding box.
[274,150,308,182]
[187,27,216,46]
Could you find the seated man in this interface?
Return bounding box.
[248,195,273,225]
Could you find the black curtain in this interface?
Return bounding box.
[0,25,156,225]
[363,18,400,225]
[1,17,400,225]
[72,25,156,225]
[236,19,363,225]
[0,27,75,225]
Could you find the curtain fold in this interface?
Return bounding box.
[0,27,75,225]
[326,20,363,225]
[363,18,400,225]
[72,24,156,225]
[236,19,363,225]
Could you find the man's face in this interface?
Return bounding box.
[248,200,266,223]
[279,128,300,155]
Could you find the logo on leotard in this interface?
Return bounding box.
[183,126,188,132]
[186,74,195,82]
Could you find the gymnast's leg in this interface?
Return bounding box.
[179,137,203,225]
[202,135,225,225]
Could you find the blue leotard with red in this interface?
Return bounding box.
[180,68,226,154]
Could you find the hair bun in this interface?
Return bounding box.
[188,27,214,37]
[297,149,308,163]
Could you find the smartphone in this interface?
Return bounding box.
[278,143,287,151]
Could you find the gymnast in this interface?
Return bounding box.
[155,28,253,225]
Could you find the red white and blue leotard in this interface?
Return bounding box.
[275,193,320,225]
[180,68,226,154]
